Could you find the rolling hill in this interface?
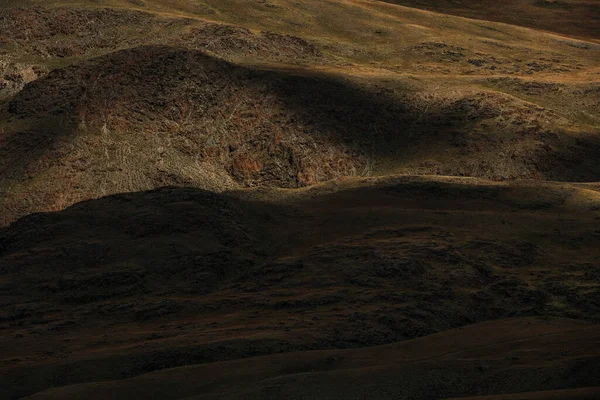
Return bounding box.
[380,0,600,41]
[1,0,599,399]
[2,176,600,398]
[0,0,599,225]
[18,318,600,399]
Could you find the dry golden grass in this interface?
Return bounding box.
[0,0,598,224]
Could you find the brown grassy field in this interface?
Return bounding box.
[1,0,599,399]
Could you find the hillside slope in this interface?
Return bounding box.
[2,176,600,398]
[21,318,600,399]
[379,0,600,41]
[1,2,600,398]
[0,1,599,225]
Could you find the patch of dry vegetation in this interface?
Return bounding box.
[1,178,599,398]
[0,1,598,226]
[0,59,46,102]
[380,0,600,41]
[0,46,366,224]
[1,43,599,225]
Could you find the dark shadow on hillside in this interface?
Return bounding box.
[2,182,600,398]
[378,0,600,40]
[538,133,600,182]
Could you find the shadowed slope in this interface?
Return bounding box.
[448,387,600,400]
[2,176,600,398]
[21,318,600,399]
[379,0,600,41]
[1,2,599,399]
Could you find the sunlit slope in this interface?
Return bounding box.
[0,0,598,226]
[3,0,600,74]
